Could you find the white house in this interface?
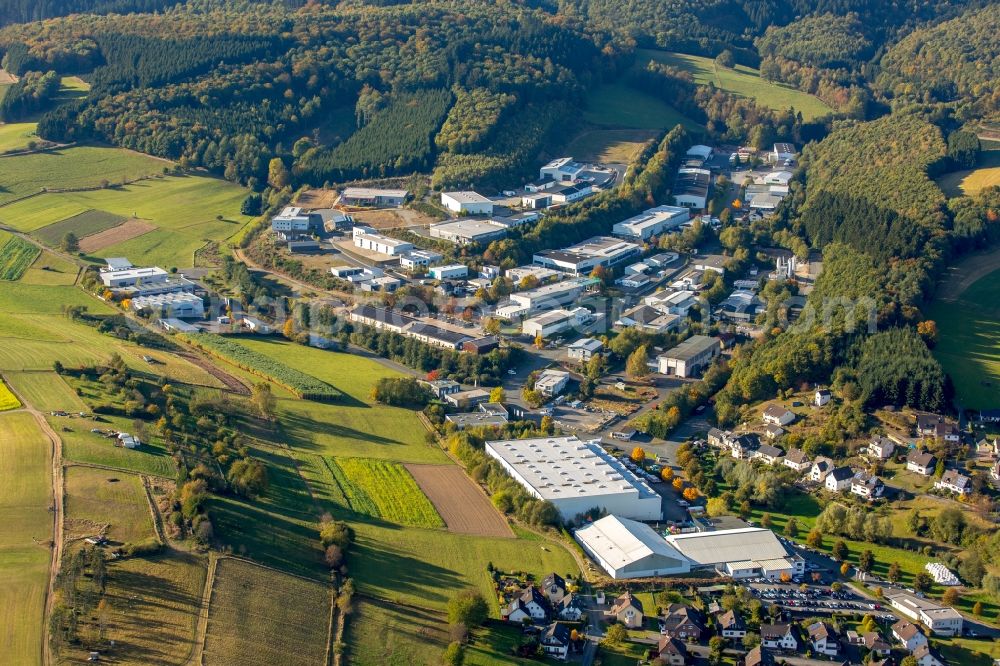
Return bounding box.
[887,592,963,636]
[934,469,971,495]
[762,405,796,426]
[718,610,746,639]
[535,369,570,397]
[760,624,798,651]
[505,587,549,623]
[814,389,831,407]
[783,448,811,472]
[825,467,854,492]
[808,622,839,657]
[891,620,928,652]
[906,450,937,475]
[809,456,834,482]
[867,437,895,460]
[540,623,571,660]
[850,471,884,499]
[441,191,493,215]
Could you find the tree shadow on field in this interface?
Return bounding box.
[280,409,403,453]
[349,532,464,605]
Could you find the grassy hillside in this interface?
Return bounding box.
[925,267,1000,409]
[584,81,703,131]
[0,411,52,666]
[639,49,834,120]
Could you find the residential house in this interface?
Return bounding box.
[762,405,796,426]
[809,456,834,482]
[887,591,963,636]
[506,587,550,623]
[808,621,839,657]
[934,421,961,444]
[992,459,1000,482]
[540,622,571,660]
[916,414,944,438]
[934,469,971,496]
[868,437,896,460]
[655,637,688,666]
[906,450,937,476]
[851,471,885,499]
[763,424,784,440]
[825,467,854,492]
[760,624,798,651]
[542,573,568,605]
[912,643,947,666]
[661,604,704,641]
[891,620,928,652]
[753,444,784,466]
[728,433,761,460]
[814,389,831,407]
[864,632,892,657]
[607,591,644,629]
[743,646,776,666]
[718,610,746,639]
[557,594,585,621]
[783,448,811,472]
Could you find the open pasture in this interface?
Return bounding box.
[406,464,512,537]
[17,251,78,285]
[638,49,833,120]
[925,267,1000,409]
[334,458,443,528]
[0,412,52,666]
[59,549,207,666]
[6,371,87,412]
[936,144,1000,197]
[563,128,658,164]
[235,338,447,464]
[54,412,177,478]
[63,465,155,546]
[0,168,252,268]
[202,558,331,666]
[584,82,702,132]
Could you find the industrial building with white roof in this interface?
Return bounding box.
[664,527,805,580]
[484,436,662,521]
[575,515,690,579]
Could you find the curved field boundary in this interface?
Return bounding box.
[405,463,513,537]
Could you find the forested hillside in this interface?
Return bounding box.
[877,3,1000,113]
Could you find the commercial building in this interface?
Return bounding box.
[567,337,603,362]
[352,226,413,256]
[440,191,493,215]
[485,436,662,521]
[540,157,585,182]
[656,335,720,378]
[270,206,322,239]
[428,264,469,280]
[575,515,691,579]
[534,236,641,274]
[612,206,690,240]
[887,592,963,636]
[340,187,409,207]
[429,218,508,245]
[522,308,591,339]
[673,167,711,209]
[535,369,570,396]
[664,527,805,580]
[772,143,796,163]
[348,305,475,350]
[99,264,195,297]
[131,292,204,318]
[495,277,594,319]
[399,249,443,270]
[549,183,593,204]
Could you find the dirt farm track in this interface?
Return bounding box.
[405,464,513,537]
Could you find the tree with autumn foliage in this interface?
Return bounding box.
[682,487,699,502]
[672,478,684,492]
[917,319,938,347]
[631,447,645,464]
[660,467,674,481]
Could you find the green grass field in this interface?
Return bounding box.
[17,251,79,286]
[55,412,177,478]
[63,465,155,546]
[0,144,169,205]
[584,82,703,132]
[333,458,444,528]
[0,76,89,154]
[346,599,538,666]
[638,50,833,120]
[0,411,52,666]
[0,378,21,410]
[234,339,448,464]
[563,128,658,164]
[202,558,331,666]
[936,144,1000,197]
[0,233,41,280]
[33,208,126,246]
[58,549,207,666]
[925,267,1000,409]
[0,170,253,268]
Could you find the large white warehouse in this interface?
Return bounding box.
[485,436,662,521]
[664,527,805,580]
[575,515,690,579]
[612,206,690,241]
